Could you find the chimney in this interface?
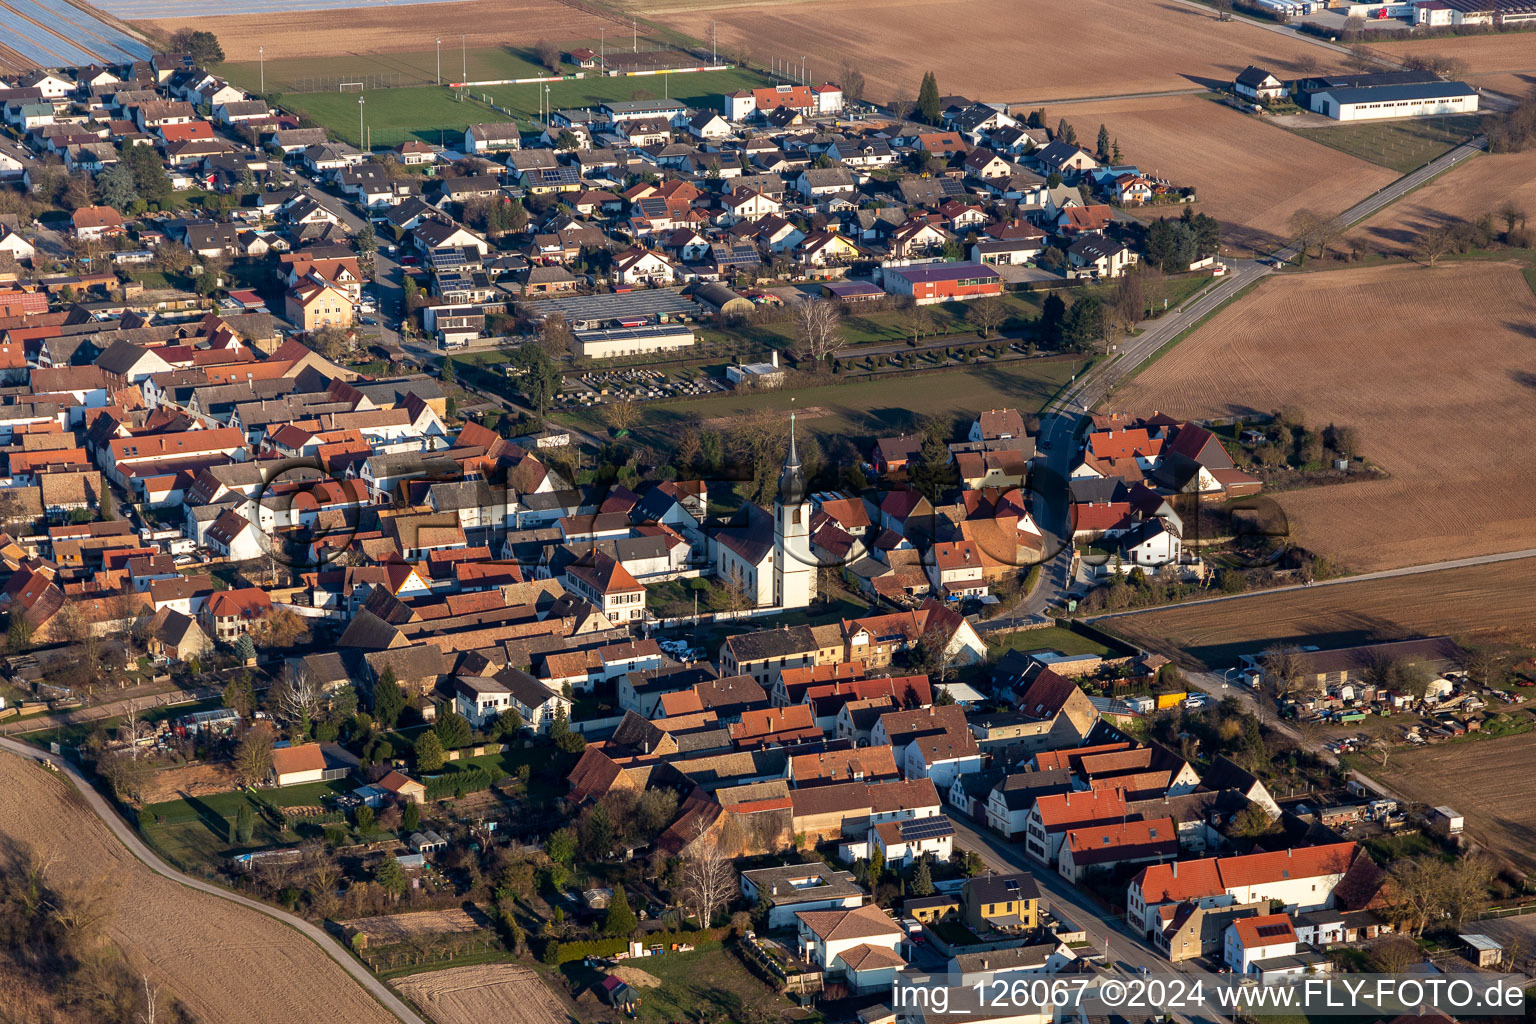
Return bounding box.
[1172,861,1178,877]
[771,885,778,895]
[981,958,989,970]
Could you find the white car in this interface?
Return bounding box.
[1184,694,1208,709]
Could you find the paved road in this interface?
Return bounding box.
[0,736,428,1024]
[949,811,1232,1024]
[1093,545,1536,622]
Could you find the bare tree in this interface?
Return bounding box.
[889,94,915,121]
[538,313,572,358]
[913,624,959,684]
[1447,855,1495,926]
[1463,646,1502,688]
[794,298,844,366]
[233,726,274,786]
[139,973,160,1024]
[1288,209,1323,261]
[1413,226,1454,266]
[1367,934,1420,973]
[968,295,1007,339]
[606,393,639,433]
[676,818,736,927]
[272,661,322,728]
[900,302,933,345]
[1260,644,1310,710]
[1344,43,1377,73]
[1293,54,1319,77]
[839,61,866,103]
[534,39,561,75]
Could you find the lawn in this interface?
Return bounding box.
[138,778,356,873]
[560,944,791,1024]
[555,358,1078,450]
[1287,115,1481,175]
[987,625,1114,659]
[730,292,1044,350]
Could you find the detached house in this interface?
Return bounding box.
[796,905,905,994]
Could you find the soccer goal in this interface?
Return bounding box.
[339,81,365,92]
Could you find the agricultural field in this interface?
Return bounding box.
[393,964,569,1024]
[1373,32,1536,100]
[1102,558,1536,670]
[0,752,399,1024]
[135,0,619,62]
[1116,261,1536,572]
[642,0,1344,104]
[1351,149,1536,255]
[1287,113,1481,174]
[343,908,486,945]
[1045,94,1398,253]
[556,357,1078,450]
[1352,730,1536,873]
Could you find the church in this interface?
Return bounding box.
[708,414,817,610]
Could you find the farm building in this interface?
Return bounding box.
[879,262,1002,305]
[1312,81,1478,121]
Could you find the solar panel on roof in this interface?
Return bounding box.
[899,817,955,840]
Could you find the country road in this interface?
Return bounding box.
[0,737,428,1024]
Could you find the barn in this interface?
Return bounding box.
[1312,81,1478,121]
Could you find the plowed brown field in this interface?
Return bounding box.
[394,964,568,1024]
[343,908,485,943]
[1376,33,1536,100]
[138,0,617,61]
[642,0,1344,105]
[1117,261,1536,572]
[1352,150,1536,254]
[1034,94,1398,252]
[0,752,398,1024]
[1105,558,1536,669]
[1355,729,1536,873]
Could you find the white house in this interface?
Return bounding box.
[453,668,571,733]
[1224,913,1299,974]
[1312,81,1478,122]
[1234,66,1286,102]
[796,905,906,994]
[613,248,679,286]
[870,814,954,867]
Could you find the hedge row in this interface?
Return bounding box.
[424,765,506,801]
[545,927,726,965]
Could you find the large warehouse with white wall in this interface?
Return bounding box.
[1311,81,1479,121]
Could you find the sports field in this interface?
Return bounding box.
[1116,260,1536,573]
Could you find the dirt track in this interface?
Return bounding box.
[1117,260,1536,572]
[0,751,401,1024]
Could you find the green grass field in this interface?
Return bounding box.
[138,778,357,872]
[1287,114,1481,174]
[560,945,790,1024]
[277,86,502,148]
[988,625,1114,659]
[483,67,769,123]
[221,41,772,150]
[556,358,1078,449]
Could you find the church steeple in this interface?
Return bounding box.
[777,411,806,506]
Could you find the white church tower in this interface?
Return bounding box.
[773,413,816,609]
